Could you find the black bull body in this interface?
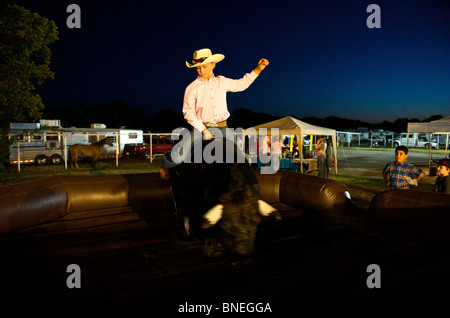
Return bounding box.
[169,138,279,257]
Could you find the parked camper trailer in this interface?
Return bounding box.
[9,121,143,165]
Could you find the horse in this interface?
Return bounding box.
[69,137,113,168]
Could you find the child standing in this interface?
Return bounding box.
[382,146,425,189]
[433,158,450,193]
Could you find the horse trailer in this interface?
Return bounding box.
[8,120,144,165]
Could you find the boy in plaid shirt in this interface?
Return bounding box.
[382,146,425,189]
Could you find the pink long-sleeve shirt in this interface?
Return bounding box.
[182,71,259,133]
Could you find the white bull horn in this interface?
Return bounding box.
[258,200,277,216]
[203,204,224,227]
[203,200,277,228]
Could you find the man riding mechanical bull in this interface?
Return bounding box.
[159,48,278,259]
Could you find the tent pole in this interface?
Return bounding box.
[446,134,449,158]
[290,135,293,152]
[299,133,303,173]
[429,133,432,172]
[333,133,338,174]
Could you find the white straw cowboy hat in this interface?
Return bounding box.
[186,48,225,68]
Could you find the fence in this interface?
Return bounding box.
[9,131,179,172]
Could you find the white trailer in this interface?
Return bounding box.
[9,131,65,165]
[9,121,64,165]
[8,121,144,166]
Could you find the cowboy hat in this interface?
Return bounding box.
[186,48,225,68]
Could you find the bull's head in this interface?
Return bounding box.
[202,200,278,226]
[201,200,280,257]
[171,137,281,258]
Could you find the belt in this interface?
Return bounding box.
[203,121,227,128]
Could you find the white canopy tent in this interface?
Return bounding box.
[408,116,450,170]
[243,116,338,173]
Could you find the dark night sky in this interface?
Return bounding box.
[10,0,450,123]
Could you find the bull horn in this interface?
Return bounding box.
[258,200,277,216]
[202,204,223,228]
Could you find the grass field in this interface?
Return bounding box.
[0,156,160,185]
[0,153,436,210]
[337,146,448,154]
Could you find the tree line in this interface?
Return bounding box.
[42,101,444,134]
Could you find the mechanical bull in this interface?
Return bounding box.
[169,137,280,258]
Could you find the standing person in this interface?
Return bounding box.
[262,134,281,171]
[160,48,269,180]
[316,136,327,178]
[325,138,333,177]
[433,158,450,193]
[382,146,426,189]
